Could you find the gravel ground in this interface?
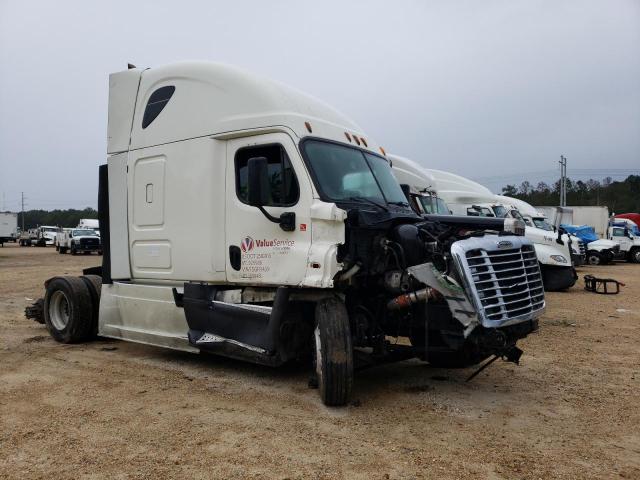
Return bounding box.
[1,244,639,479]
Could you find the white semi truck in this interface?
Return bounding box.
[389,160,579,291]
[498,196,619,265]
[0,212,18,246]
[31,62,545,406]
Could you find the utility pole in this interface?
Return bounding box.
[21,192,25,231]
[559,155,567,207]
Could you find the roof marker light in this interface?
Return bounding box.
[305,121,312,133]
[345,132,352,142]
[361,137,368,147]
[379,146,386,156]
[353,135,361,146]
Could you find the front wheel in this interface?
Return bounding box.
[630,248,640,264]
[313,298,353,406]
[587,251,602,265]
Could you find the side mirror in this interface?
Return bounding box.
[246,156,296,232]
[247,157,270,207]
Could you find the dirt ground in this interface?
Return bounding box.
[1,244,639,479]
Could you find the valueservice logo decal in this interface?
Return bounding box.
[241,236,255,252]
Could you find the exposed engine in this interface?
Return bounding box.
[334,209,543,368]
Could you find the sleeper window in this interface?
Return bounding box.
[142,86,175,129]
[235,144,299,206]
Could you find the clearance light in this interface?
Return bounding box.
[361,137,368,147]
[305,121,312,133]
[379,146,386,156]
[353,135,361,146]
[345,132,352,142]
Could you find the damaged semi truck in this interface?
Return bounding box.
[32,62,545,406]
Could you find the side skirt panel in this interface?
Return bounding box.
[99,282,198,353]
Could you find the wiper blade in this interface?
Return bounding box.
[347,196,389,212]
[388,201,410,207]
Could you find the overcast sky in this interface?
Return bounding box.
[1,0,639,210]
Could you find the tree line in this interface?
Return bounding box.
[17,208,98,230]
[502,175,640,214]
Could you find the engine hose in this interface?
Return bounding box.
[387,288,440,310]
[338,263,361,281]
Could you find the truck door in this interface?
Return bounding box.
[225,133,312,286]
[611,227,632,251]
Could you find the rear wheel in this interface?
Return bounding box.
[630,248,640,264]
[313,297,353,406]
[44,276,94,343]
[587,251,602,265]
[80,275,102,338]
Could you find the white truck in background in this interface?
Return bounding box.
[500,197,618,265]
[391,161,579,291]
[607,224,640,263]
[28,61,545,407]
[57,228,102,255]
[0,212,18,246]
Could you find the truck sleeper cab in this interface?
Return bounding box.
[37,62,544,406]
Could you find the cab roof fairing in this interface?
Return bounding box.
[121,61,380,153]
[387,154,438,194]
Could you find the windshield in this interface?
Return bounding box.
[73,229,98,237]
[43,227,57,232]
[467,206,495,217]
[509,209,525,221]
[417,195,451,215]
[492,205,507,218]
[302,140,409,207]
[532,218,554,231]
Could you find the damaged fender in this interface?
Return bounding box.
[406,263,480,337]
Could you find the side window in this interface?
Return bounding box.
[142,86,175,129]
[235,144,300,206]
[612,228,625,237]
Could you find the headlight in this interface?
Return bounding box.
[550,255,567,263]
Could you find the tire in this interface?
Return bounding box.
[541,264,577,292]
[55,244,59,252]
[313,297,353,406]
[43,276,94,343]
[587,251,602,266]
[80,274,102,338]
[71,245,77,255]
[630,248,640,264]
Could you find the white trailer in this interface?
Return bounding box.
[0,212,18,245]
[31,62,544,406]
[77,218,100,234]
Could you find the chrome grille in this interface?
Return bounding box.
[578,241,586,257]
[452,236,545,326]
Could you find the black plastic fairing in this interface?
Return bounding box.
[98,164,111,283]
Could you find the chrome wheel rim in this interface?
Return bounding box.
[588,255,600,265]
[49,290,70,330]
